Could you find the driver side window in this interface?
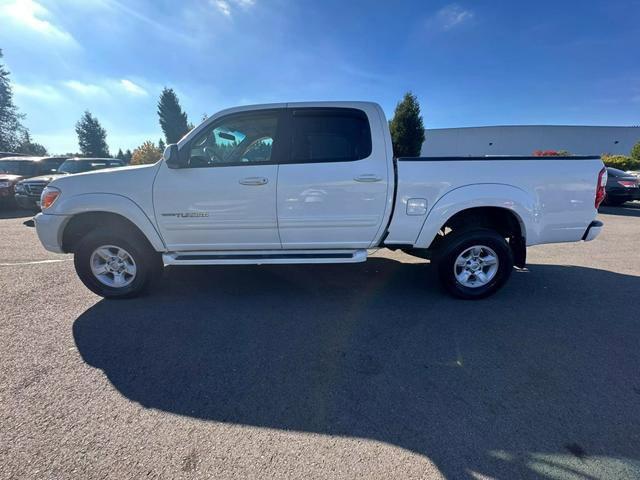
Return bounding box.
[188,112,280,168]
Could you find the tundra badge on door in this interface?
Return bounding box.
[161,212,209,218]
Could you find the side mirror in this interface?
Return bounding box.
[164,144,187,169]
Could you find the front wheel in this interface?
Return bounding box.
[74,228,163,299]
[434,228,514,299]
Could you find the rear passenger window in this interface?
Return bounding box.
[290,109,372,163]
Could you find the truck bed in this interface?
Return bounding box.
[384,155,603,248]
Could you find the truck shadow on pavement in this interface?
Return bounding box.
[73,259,640,479]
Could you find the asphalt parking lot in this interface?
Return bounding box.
[1,205,639,480]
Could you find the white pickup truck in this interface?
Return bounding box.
[34,102,606,299]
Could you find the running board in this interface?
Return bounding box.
[163,249,368,266]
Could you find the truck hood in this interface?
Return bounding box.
[49,162,161,197]
[0,174,24,183]
[19,173,67,184]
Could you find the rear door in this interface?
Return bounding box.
[276,107,389,249]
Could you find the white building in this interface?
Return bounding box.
[421,125,640,157]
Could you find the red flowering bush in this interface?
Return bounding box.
[533,150,571,157]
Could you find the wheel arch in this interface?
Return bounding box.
[57,194,165,253]
[414,184,535,267]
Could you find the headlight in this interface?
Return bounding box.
[15,183,25,192]
[41,186,61,209]
[0,180,10,188]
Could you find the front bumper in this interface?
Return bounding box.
[15,193,40,210]
[34,213,70,253]
[582,220,603,242]
[0,187,14,202]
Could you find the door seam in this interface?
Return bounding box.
[275,163,283,248]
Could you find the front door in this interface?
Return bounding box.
[153,109,286,251]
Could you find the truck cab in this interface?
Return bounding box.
[156,102,393,251]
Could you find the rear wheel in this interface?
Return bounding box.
[74,228,163,299]
[434,228,513,299]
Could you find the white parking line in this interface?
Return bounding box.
[0,259,72,267]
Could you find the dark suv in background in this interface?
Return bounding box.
[0,156,68,208]
[14,157,125,210]
[603,167,640,206]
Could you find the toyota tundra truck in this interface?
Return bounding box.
[33,102,606,299]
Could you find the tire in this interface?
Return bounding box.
[73,228,163,299]
[433,228,514,300]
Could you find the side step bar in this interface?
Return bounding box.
[163,249,368,266]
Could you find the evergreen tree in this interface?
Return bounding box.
[116,148,125,160]
[158,138,166,152]
[16,130,47,156]
[157,88,189,143]
[75,111,109,157]
[389,92,425,158]
[0,49,25,151]
[124,149,133,163]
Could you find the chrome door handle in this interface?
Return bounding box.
[239,177,269,186]
[354,174,382,182]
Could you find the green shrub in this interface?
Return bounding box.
[602,154,640,171]
[631,140,640,161]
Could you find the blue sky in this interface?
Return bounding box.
[0,0,639,154]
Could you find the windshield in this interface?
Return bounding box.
[0,160,37,176]
[58,160,117,174]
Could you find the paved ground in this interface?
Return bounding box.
[1,205,639,480]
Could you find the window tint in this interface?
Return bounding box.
[188,112,280,168]
[606,168,625,177]
[58,160,83,174]
[0,160,36,176]
[290,109,372,163]
[39,158,64,174]
[58,159,123,174]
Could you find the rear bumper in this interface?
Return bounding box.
[606,189,640,202]
[582,220,603,242]
[34,213,70,253]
